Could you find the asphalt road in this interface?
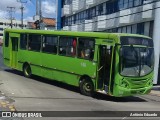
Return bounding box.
[0,47,7,70]
[1,46,160,120]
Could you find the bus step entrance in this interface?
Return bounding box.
[104,85,109,93]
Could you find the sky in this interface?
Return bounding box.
[0,0,56,22]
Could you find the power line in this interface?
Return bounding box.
[7,6,15,29]
[17,0,27,29]
[30,0,36,6]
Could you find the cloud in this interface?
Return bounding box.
[0,0,31,20]
[0,11,8,19]
[0,0,21,19]
[24,16,34,22]
[22,0,57,22]
[0,0,21,10]
[0,0,56,22]
[42,0,56,18]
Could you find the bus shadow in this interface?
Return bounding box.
[93,93,147,102]
[5,69,80,94]
[32,75,80,94]
[5,69,147,102]
[5,69,24,76]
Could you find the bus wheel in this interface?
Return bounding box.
[80,78,94,96]
[23,64,32,78]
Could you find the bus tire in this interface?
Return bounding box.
[23,64,32,78]
[79,78,94,96]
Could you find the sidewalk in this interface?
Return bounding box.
[0,92,16,111]
[0,93,25,120]
[150,86,160,96]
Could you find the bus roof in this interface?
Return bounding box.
[4,29,152,43]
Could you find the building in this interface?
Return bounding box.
[27,22,36,29]
[57,0,160,84]
[28,18,56,30]
[0,19,27,39]
[40,18,56,30]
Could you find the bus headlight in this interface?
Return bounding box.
[147,80,153,86]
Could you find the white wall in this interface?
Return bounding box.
[0,19,27,39]
[153,1,160,84]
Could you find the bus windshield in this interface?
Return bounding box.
[120,37,154,77]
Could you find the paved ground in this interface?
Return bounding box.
[148,86,160,99]
[1,70,160,120]
[1,46,160,120]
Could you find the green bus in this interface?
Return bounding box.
[3,29,154,97]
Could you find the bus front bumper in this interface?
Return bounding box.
[113,85,152,97]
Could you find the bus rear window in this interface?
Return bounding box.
[5,32,9,47]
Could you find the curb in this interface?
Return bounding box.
[149,90,160,97]
[0,101,16,111]
[0,92,16,111]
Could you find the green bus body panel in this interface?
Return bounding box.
[3,47,10,67]
[3,29,154,97]
[113,73,154,97]
[18,50,96,86]
[109,43,153,97]
[4,29,151,43]
[3,33,20,69]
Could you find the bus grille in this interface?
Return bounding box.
[129,79,148,89]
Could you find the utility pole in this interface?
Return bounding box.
[39,0,42,21]
[36,0,42,19]
[7,6,15,28]
[17,0,27,29]
[35,0,42,29]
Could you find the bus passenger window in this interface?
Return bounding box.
[72,39,77,56]
[5,32,9,47]
[28,34,41,52]
[78,38,95,60]
[42,36,58,54]
[20,34,27,50]
[59,37,77,57]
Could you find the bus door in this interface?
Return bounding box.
[98,45,113,92]
[10,33,19,68]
